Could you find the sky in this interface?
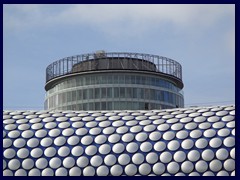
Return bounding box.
[3,4,235,110]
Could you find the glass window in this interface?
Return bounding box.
[62,92,66,104]
[102,75,108,84]
[142,76,146,85]
[126,87,132,98]
[67,91,72,102]
[64,81,68,89]
[95,88,100,99]
[63,81,67,89]
[58,93,62,104]
[160,91,164,101]
[145,103,149,110]
[167,82,170,89]
[72,79,76,87]
[127,102,132,110]
[169,93,173,104]
[72,91,76,101]
[54,95,57,107]
[119,75,125,84]
[139,102,145,110]
[156,90,161,101]
[119,102,126,110]
[113,75,118,84]
[82,77,86,86]
[114,87,119,98]
[150,89,155,100]
[173,94,176,104]
[96,76,101,84]
[58,83,61,91]
[76,77,82,86]
[48,97,52,109]
[145,89,150,100]
[165,81,169,89]
[107,102,113,110]
[152,103,156,110]
[83,89,88,100]
[120,87,125,98]
[102,88,107,98]
[131,75,136,84]
[132,102,139,110]
[95,102,100,110]
[101,102,106,110]
[125,75,131,84]
[57,83,60,91]
[163,81,167,89]
[133,88,138,99]
[83,103,88,110]
[107,87,113,98]
[156,78,160,87]
[67,80,71,88]
[49,97,52,109]
[136,76,141,84]
[146,77,151,86]
[91,76,95,85]
[85,76,90,85]
[113,102,120,110]
[89,89,93,99]
[173,84,176,91]
[77,104,82,110]
[89,102,94,110]
[137,88,144,99]
[164,91,169,102]
[72,104,76,110]
[77,89,82,100]
[108,75,113,84]
[151,77,156,86]
[176,95,179,106]
[156,104,161,109]
[159,79,164,88]
[178,96,182,107]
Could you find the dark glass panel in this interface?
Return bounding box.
[126,87,132,98]
[102,88,107,98]
[95,88,101,99]
[120,87,125,98]
[107,87,113,98]
[114,87,119,98]
[77,89,82,100]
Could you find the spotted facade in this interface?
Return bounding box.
[3,105,235,176]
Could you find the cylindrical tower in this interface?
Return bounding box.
[44,51,184,110]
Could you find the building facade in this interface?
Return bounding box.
[3,105,235,176]
[44,51,184,111]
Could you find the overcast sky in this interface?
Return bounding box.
[3,4,235,110]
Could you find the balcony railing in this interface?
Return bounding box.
[46,52,182,83]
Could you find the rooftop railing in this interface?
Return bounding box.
[46,52,182,83]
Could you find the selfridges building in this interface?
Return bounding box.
[3,105,235,176]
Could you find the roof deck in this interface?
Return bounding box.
[46,52,183,83]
